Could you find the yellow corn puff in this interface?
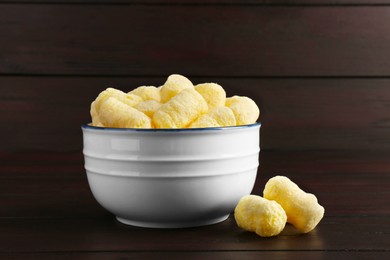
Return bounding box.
[225,96,260,125]
[120,93,143,107]
[134,100,162,118]
[91,114,104,127]
[129,86,161,102]
[195,83,226,111]
[263,176,325,233]
[90,87,143,126]
[99,97,151,128]
[93,87,142,112]
[189,107,236,128]
[92,120,104,127]
[234,195,287,237]
[189,115,219,128]
[160,74,194,103]
[92,88,121,113]
[153,88,208,128]
[90,100,101,126]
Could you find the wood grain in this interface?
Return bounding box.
[0,1,389,259]
[0,216,389,252]
[1,0,390,5]
[1,77,390,151]
[1,252,389,260]
[1,151,389,218]
[1,5,390,76]
[0,151,389,257]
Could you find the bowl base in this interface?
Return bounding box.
[116,214,230,228]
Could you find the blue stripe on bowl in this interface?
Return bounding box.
[81,122,261,132]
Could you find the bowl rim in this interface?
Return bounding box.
[82,122,261,132]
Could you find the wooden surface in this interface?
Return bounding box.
[2,77,390,151]
[1,1,390,151]
[0,151,389,259]
[2,4,390,77]
[1,0,390,258]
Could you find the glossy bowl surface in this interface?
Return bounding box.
[82,123,260,228]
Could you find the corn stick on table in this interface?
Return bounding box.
[1,150,389,259]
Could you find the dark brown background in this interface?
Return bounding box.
[2,0,390,152]
[1,1,390,259]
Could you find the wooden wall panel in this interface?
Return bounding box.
[1,5,390,76]
[2,76,389,151]
[2,1,390,4]
[1,1,389,152]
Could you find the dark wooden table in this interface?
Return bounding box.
[1,150,389,259]
[1,0,390,258]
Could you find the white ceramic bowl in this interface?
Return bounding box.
[82,123,260,228]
